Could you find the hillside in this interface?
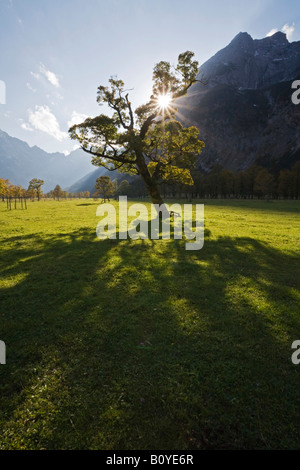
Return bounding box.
[65,167,108,194]
[0,130,94,191]
[176,31,300,172]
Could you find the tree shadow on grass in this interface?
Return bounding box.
[0,228,299,450]
[76,202,100,206]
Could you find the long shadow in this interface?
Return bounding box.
[0,229,299,449]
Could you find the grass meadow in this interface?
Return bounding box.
[0,198,299,450]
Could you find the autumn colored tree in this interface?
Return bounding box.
[0,179,28,209]
[53,184,64,201]
[0,178,9,202]
[69,51,204,209]
[11,185,23,209]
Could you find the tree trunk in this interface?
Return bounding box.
[135,153,165,206]
[140,173,173,229]
[144,177,164,206]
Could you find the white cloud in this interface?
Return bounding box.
[31,64,60,88]
[30,71,40,80]
[266,23,295,41]
[67,111,89,128]
[282,23,295,41]
[21,122,34,132]
[28,105,67,141]
[266,28,278,37]
[26,82,36,93]
[39,63,60,88]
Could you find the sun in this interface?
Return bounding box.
[155,92,172,110]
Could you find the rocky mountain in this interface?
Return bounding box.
[0,129,94,192]
[176,31,300,172]
[197,31,300,89]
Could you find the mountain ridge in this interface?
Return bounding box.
[195,31,300,90]
[176,31,300,172]
[0,129,94,191]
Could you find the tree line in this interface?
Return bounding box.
[1,160,299,211]
[46,186,90,200]
[0,178,29,210]
[114,161,300,200]
[0,178,91,209]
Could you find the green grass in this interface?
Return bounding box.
[0,198,299,449]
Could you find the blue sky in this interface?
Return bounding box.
[0,0,299,154]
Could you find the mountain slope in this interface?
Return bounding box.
[176,31,300,172]
[66,166,137,194]
[197,31,300,89]
[0,130,94,191]
[66,167,108,194]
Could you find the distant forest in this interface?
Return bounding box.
[1,160,300,208]
[119,160,300,200]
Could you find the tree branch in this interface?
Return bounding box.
[104,161,124,171]
[176,78,207,97]
[139,113,157,140]
[125,93,134,130]
[152,161,164,179]
[81,146,135,165]
[111,102,130,130]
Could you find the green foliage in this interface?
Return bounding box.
[176,51,200,95]
[144,120,204,185]
[254,169,276,198]
[28,178,44,201]
[166,162,300,200]
[118,179,131,196]
[94,175,115,201]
